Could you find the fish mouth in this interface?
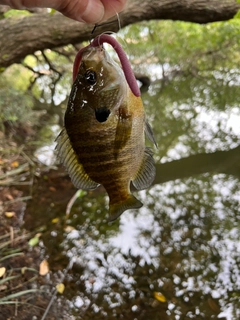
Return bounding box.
[95,107,111,123]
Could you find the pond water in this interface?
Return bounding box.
[22,74,240,320]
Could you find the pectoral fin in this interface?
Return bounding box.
[55,128,99,190]
[132,147,155,190]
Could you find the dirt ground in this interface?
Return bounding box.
[0,146,71,320]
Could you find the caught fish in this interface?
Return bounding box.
[56,34,156,221]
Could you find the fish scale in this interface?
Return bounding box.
[56,42,156,221]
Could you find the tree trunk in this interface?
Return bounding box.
[0,0,239,68]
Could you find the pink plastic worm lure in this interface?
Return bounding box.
[72,34,140,97]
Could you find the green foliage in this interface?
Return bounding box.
[3,9,31,18]
[121,19,240,75]
[234,9,240,19]
[117,20,240,159]
[0,85,34,124]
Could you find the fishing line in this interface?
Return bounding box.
[91,21,117,35]
[74,9,134,87]
[91,34,140,97]
[91,5,121,35]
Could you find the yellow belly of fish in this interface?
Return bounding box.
[70,123,144,206]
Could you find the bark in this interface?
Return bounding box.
[0,0,240,68]
[154,144,240,184]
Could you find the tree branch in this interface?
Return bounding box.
[154,144,240,184]
[0,0,239,68]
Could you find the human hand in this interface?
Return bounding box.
[0,0,127,23]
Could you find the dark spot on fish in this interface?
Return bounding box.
[95,107,110,123]
[85,70,97,85]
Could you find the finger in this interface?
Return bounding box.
[7,0,103,23]
[56,0,105,23]
[100,0,127,22]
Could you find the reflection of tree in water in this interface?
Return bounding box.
[57,170,239,319]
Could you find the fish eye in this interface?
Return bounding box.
[85,70,97,85]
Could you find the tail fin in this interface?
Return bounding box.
[108,195,143,222]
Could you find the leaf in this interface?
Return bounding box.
[10,161,19,168]
[4,211,15,218]
[0,267,6,278]
[153,291,167,303]
[49,9,56,15]
[21,267,27,275]
[3,9,31,18]
[56,283,65,294]
[77,190,87,198]
[234,10,240,19]
[39,260,49,276]
[28,236,39,247]
[208,298,220,313]
[64,225,75,233]
[51,217,59,224]
[0,285,7,291]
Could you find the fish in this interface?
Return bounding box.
[56,35,156,221]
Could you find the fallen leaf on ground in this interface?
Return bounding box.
[6,194,13,200]
[4,211,15,218]
[11,161,19,168]
[39,259,49,276]
[64,226,75,233]
[153,291,167,303]
[56,283,65,294]
[0,267,6,277]
[208,298,220,313]
[0,285,7,291]
[51,217,59,224]
[28,235,40,247]
[21,267,27,274]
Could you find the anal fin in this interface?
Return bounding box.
[55,128,99,190]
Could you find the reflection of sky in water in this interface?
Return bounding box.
[165,106,240,161]
[35,106,240,167]
[110,209,160,263]
[32,79,239,318]
[32,110,240,318]
[35,143,57,166]
[61,176,239,319]
[196,107,240,150]
[34,124,59,165]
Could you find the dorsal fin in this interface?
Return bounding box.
[55,128,99,190]
[132,147,155,190]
